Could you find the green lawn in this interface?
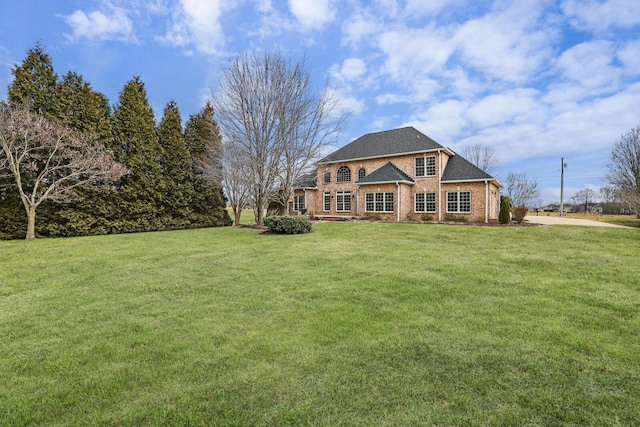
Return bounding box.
[1,222,639,426]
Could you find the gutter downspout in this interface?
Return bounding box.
[397,182,401,222]
[438,150,443,222]
[485,180,489,224]
[303,188,307,214]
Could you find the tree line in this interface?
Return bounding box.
[0,44,231,239]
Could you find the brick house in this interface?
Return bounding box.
[291,127,502,223]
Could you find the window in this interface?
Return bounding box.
[337,166,351,183]
[336,191,351,212]
[415,192,436,212]
[365,192,394,212]
[415,156,436,177]
[294,195,305,211]
[323,192,331,212]
[323,172,330,183]
[358,168,366,180]
[447,191,471,213]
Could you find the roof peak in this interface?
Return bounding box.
[322,126,445,163]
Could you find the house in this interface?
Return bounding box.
[291,127,502,223]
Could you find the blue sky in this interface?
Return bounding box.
[1,0,639,204]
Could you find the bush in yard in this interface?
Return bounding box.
[420,213,433,222]
[263,215,312,234]
[444,213,468,222]
[499,196,512,224]
[513,204,528,224]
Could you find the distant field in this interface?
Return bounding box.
[1,222,639,425]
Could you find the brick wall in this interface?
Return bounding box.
[292,150,501,221]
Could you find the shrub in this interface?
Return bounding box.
[263,215,312,234]
[404,213,418,223]
[499,196,512,224]
[513,205,528,224]
[444,213,468,222]
[421,213,433,222]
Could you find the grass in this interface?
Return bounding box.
[1,222,639,426]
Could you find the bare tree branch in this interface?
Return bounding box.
[570,188,597,213]
[607,125,640,215]
[462,143,498,176]
[213,51,348,224]
[505,172,540,207]
[0,103,128,239]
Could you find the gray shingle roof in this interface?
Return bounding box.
[441,152,495,181]
[322,127,445,162]
[357,162,415,185]
[293,172,317,188]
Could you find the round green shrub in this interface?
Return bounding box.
[263,215,312,234]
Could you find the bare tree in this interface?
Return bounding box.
[505,172,540,207]
[462,143,498,176]
[213,51,347,224]
[607,125,640,216]
[599,185,616,214]
[571,188,597,213]
[0,104,127,239]
[222,142,250,226]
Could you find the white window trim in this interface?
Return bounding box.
[336,190,351,212]
[336,166,351,183]
[415,155,436,177]
[446,191,471,213]
[415,192,436,213]
[323,192,331,212]
[365,192,394,213]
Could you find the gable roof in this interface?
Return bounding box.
[322,127,448,163]
[293,172,317,189]
[357,162,415,185]
[441,152,496,182]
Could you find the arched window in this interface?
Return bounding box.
[336,166,351,183]
[358,168,366,180]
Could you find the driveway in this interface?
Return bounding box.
[524,215,632,228]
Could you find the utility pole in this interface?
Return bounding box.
[560,157,567,216]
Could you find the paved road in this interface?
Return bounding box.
[524,215,632,228]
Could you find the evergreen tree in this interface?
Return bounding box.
[157,101,194,228]
[184,103,231,226]
[499,195,512,224]
[2,43,58,237]
[54,71,111,138]
[41,71,117,236]
[8,42,58,120]
[111,76,165,232]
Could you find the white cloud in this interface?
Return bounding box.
[340,58,367,81]
[562,0,640,32]
[288,0,335,30]
[378,26,454,77]
[405,100,470,143]
[254,0,273,13]
[467,88,542,128]
[63,7,135,43]
[333,91,366,115]
[453,1,557,83]
[556,40,620,90]
[618,39,640,76]
[341,10,379,48]
[158,0,226,54]
[404,0,469,17]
